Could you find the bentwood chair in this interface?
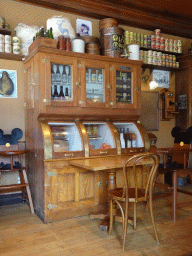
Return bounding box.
[108,152,160,251]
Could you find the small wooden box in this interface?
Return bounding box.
[29,36,57,53]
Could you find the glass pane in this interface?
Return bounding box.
[84,122,115,150]
[51,63,72,101]
[116,71,132,103]
[113,122,144,148]
[49,123,83,152]
[86,67,104,102]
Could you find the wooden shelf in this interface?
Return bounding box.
[0,28,11,35]
[142,63,179,72]
[0,52,25,61]
[140,47,182,57]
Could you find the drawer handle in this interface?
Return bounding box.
[64,153,74,157]
[100,151,107,154]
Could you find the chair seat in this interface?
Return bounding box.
[109,187,145,201]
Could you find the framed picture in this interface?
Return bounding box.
[0,69,17,98]
[152,70,169,88]
[76,18,92,36]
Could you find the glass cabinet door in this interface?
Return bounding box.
[44,55,78,107]
[110,63,140,110]
[83,121,117,156]
[113,122,145,154]
[79,60,110,108]
[48,121,84,158]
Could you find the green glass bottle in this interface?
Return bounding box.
[49,27,54,39]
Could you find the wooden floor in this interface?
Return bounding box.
[1,190,192,256]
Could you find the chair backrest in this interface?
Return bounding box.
[122,152,160,201]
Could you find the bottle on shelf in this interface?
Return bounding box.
[65,87,69,100]
[49,27,54,39]
[120,129,125,148]
[58,86,65,100]
[53,85,58,100]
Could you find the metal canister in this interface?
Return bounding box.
[169,45,173,52]
[148,57,153,64]
[176,62,179,68]
[143,40,148,48]
[157,52,162,66]
[13,45,21,54]
[156,35,161,43]
[133,32,137,42]
[4,35,11,44]
[177,40,182,46]
[153,51,157,65]
[144,51,148,63]
[5,43,12,53]
[166,60,170,67]
[162,53,166,61]
[139,50,144,61]
[144,35,148,41]
[172,55,176,63]
[165,45,169,51]
[178,46,182,53]
[0,34,5,44]
[160,44,165,51]
[12,37,21,45]
[165,38,169,45]
[156,42,160,50]
[160,37,165,44]
[173,62,176,68]
[148,50,153,57]
[0,43,4,52]
[136,33,140,45]
[165,54,169,61]
[155,29,161,36]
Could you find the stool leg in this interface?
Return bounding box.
[172,170,177,222]
[19,170,26,201]
[22,168,34,214]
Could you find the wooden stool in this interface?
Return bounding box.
[0,150,34,213]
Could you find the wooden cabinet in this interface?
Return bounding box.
[175,55,192,130]
[24,47,142,119]
[24,46,149,223]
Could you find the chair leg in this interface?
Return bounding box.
[133,202,137,230]
[122,201,129,251]
[149,191,160,244]
[109,199,114,235]
[22,168,34,214]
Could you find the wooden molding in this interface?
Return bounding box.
[15,0,192,38]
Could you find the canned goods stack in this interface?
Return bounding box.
[140,49,179,68]
[12,37,21,54]
[0,34,12,53]
[0,34,5,53]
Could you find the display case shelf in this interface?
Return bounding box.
[142,63,180,72]
[0,52,25,61]
[140,47,182,57]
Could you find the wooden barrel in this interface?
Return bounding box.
[100,27,124,58]
[85,42,100,55]
[99,18,118,31]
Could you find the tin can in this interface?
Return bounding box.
[160,44,165,51]
[12,37,21,44]
[173,62,176,68]
[169,39,173,46]
[133,32,137,42]
[58,35,66,50]
[164,38,169,45]
[169,45,173,52]
[147,42,151,48]
[156,42,160,50]
[162,61,166,66]
[162,53,166,61]
[139,50,144,61]
[160,37,165,44]
[144,35,148,41]
[13,45,21,54]
[4,35,11,44]
[156,35,161,43]
[144,40,148,48]
[177,40,182,46]
[169,62,173,67]
[148,50,153,57]
[0,43,5,52]
[140,39,144,47]
[136,33,140,43]
[125,31,129,37]
[0,17,5,28]
[177,46,182,53]
[165,54,169,61]
[172,55,176,63]
[166,60,170,67]
[0,34,5,44]
[155,29,161,36]
[165,45,169,51]
[174,46,178,53]
[65,37,71,51]
[176,62,179,68]
[130,38,134,44]
[169,55,173,62]
[5,43,12,53]
[148,57,153,64]
[151,42,156,49]
[151,35,156,42]
[174,40,178,47]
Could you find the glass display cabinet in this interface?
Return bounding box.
[83,121,117,156]
[113,121,146,154]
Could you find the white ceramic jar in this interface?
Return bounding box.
[72,34,85,53]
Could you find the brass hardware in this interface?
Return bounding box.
[76,81,81,87]
[110,102,114,106]
[107,84,111,90]
[43,99,50,103]
[42,59,48,63]
[137,120,141,123]
[47,204,57,210]
[100,151,107,154]
[47,171,57,177]
[64,153,74,157]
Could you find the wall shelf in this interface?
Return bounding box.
[0,28,11,35]
[140,47,182,57]
[0,52,25,61]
